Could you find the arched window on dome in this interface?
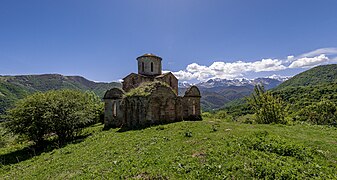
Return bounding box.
[151,62,154,72]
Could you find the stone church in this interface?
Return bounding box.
[103,53,202,129]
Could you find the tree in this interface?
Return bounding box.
[247,85,287,124]
[5,90,102,145]
[297,99,337,126]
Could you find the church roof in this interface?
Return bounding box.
[184,86,201,97]
[103,88,124,99]
[124,81,173,97]
[155,72,178,80]
[137,53,162,60]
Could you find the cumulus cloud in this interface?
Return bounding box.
[171,47,337,82]
[172,59,286,81]
[289,54,330,68]
[287,55,295,62]
[172,70,198,81]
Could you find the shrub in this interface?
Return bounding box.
[215,110,228,119]
[201,112,212,118]
[4,90,102,145]
[208,110,233,122]
[247,85,287,124]
[296,99,337,126]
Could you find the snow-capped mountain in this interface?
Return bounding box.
[266,74,291,82]
[178,77,290,111]
[179,77,289,89]
[178,81,192,88]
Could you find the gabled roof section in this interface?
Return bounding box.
[122,73,139,80]
[104,88,124,99]
[155,72,178,80]
[184,86,201,97]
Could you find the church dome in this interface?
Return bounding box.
[137,53,162,60]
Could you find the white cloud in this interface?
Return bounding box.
[289,54,329,68]
[173,59,286,81]
[300,48,337,58]
[287,55,295,62]
[172,47,337,82]
[172,70,198,81]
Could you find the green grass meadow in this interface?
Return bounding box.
[1,118,337,179]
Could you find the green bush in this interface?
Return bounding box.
[215,110,228,119]
[296,99,337,126]
[248,85,287,124]
[4,89,102,145]
[201,112,212,118]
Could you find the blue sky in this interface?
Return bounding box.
[0,0,336,82]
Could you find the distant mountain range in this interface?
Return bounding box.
[0,74,121,115]
[179,77,289,111]
[3,64,336,116]
[0,73,290,115]
[179,76,290,89]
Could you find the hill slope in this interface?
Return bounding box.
[276,64,337,89]
[1,120,336,179]
[269,64,337,117]
[0,74,121,115]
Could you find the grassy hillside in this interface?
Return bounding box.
[0,74,121,115]
[276,64,337,89]
[1,119,336,179]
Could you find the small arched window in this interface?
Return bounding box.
[151,62,154,72]
[192,100,196,115]
[142,62,145,72]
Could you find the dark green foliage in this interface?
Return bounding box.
[273,84,337,112]
[296,100,337,126]
[272,84,337,125]
[276,64,337,89]
[270,65,337,125]
[4,90,102,144]
[248,85,287,124]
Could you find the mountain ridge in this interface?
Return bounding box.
[0,74,121,115]
[275,64,337,90]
